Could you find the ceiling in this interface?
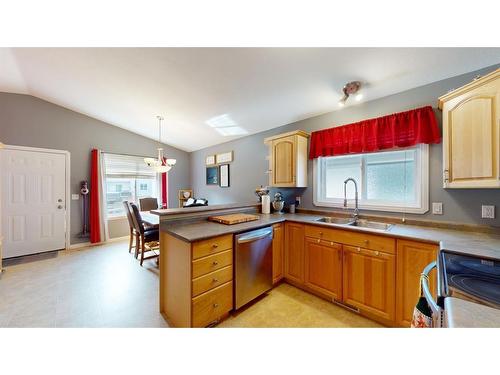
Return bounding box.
[1,48,499,152]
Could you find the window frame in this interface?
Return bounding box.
[313,144,429,214]
[102,153,160,219]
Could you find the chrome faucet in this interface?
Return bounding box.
[343,177,359,222]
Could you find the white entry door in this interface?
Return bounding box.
[1,147,68,258]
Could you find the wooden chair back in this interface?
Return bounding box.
[139,197,159,211]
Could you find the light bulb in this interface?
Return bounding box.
[166,158,177,166]
[338,100,345,107]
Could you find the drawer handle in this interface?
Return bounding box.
[213,303,219,308]
[212,278,219,283]
[212,261,219,266]
[212,244,218,248]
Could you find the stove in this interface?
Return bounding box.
[440,251,500,309]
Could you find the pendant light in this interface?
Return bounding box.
[144,115,177,173]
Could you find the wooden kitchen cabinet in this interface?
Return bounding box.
[264,130,309,187]
[284,222,305,283]
[304,237,342,300]
[396,239,438,327]
[439,68,500,188]
[272,223,284,284]
[342,245,396,323]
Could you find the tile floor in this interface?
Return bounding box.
[0,240,380,328]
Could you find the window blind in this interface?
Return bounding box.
[103,153,157,178]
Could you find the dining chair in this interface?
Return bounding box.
[139,197,159,211]
[122,201,138,255]
[130,203,160,266]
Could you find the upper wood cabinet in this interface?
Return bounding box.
[272,223,284,285]
[438,69,500,188]
[304,237,342,301]
[395,239,438,327]
[284,222,305,283]
[342,245,396,323]
[264,130,309,187]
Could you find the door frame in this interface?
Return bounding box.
[0,144,71,250]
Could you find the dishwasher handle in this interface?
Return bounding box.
[237,228,273,244]
[421,261,443,327]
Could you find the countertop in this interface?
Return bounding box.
[444,297,500,328]
[151,202,259,216]
[161,212,500,260]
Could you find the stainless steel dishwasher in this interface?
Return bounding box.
[234,226,273,309]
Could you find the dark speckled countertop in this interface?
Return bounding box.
[161,212,500,260]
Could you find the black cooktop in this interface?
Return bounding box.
[441,251,500,308]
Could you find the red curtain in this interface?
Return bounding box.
[89,149,101,243]
[161,157,168,208]
[309,106,441,159]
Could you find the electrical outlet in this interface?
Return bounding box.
[295,196,301,205]
[482,205,495,219]
[432,202,443,215]
[71,194,80,200]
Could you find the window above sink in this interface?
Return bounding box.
[313,144,429,214]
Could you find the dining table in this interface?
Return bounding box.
[140,211,159,228]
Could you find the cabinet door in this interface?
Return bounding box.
[396,240,438,327]
[272,223,284,284]
[304,238,342,300]
[284,222,305,284]
[442,75,500,188]
[272,135,295,186]
[343,246,396,322]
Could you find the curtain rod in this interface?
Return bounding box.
[101,151,156,159]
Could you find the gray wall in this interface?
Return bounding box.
[0,93,190,244]
[191,63,500,227]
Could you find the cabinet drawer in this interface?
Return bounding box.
[192,249,233,278]
[192,265,233,297]
[192,234,233,260]
[305,225,395,254]
[192,281,233,327]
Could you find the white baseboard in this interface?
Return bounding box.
[68,235,129,250]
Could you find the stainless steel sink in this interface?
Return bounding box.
[347,219,393,231]
[316,217,355,225]
[316,217,392,231]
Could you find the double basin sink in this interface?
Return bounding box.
[316,217,393,231]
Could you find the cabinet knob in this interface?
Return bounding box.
[213,303,219,308]
[212,261,218,266]
[375,251,380,256]
[363,239,369,244]
[317,239,320,243]
[212,278,218,283]
[357,247,361,252]
[330,242,334,246]
[212,243,218,248]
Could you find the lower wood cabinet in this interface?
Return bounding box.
[396,240,438,327]
[342,245,396,322]
[304,237,342,300]
[284,222,305,283]
[272,223,284,284]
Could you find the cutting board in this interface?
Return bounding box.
[208,213,260,225]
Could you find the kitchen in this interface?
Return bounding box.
[1,44,499,375]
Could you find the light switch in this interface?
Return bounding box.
[432,202,443,215]
[72,194,80,200]
[482,205,495,219]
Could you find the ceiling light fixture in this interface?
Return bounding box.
[338,81,362,106]
[144,115,176,173]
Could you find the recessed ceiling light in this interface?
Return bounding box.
[355,93,363,101]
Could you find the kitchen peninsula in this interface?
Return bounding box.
[153,203,500,328]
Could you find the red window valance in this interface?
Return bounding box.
[309,106,441,159]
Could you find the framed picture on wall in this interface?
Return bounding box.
[219,164,230,188]
[206,155,216,166]
[216,151,233,164]
[206,166,219,185]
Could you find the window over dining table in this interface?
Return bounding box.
[103,153,159,217]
